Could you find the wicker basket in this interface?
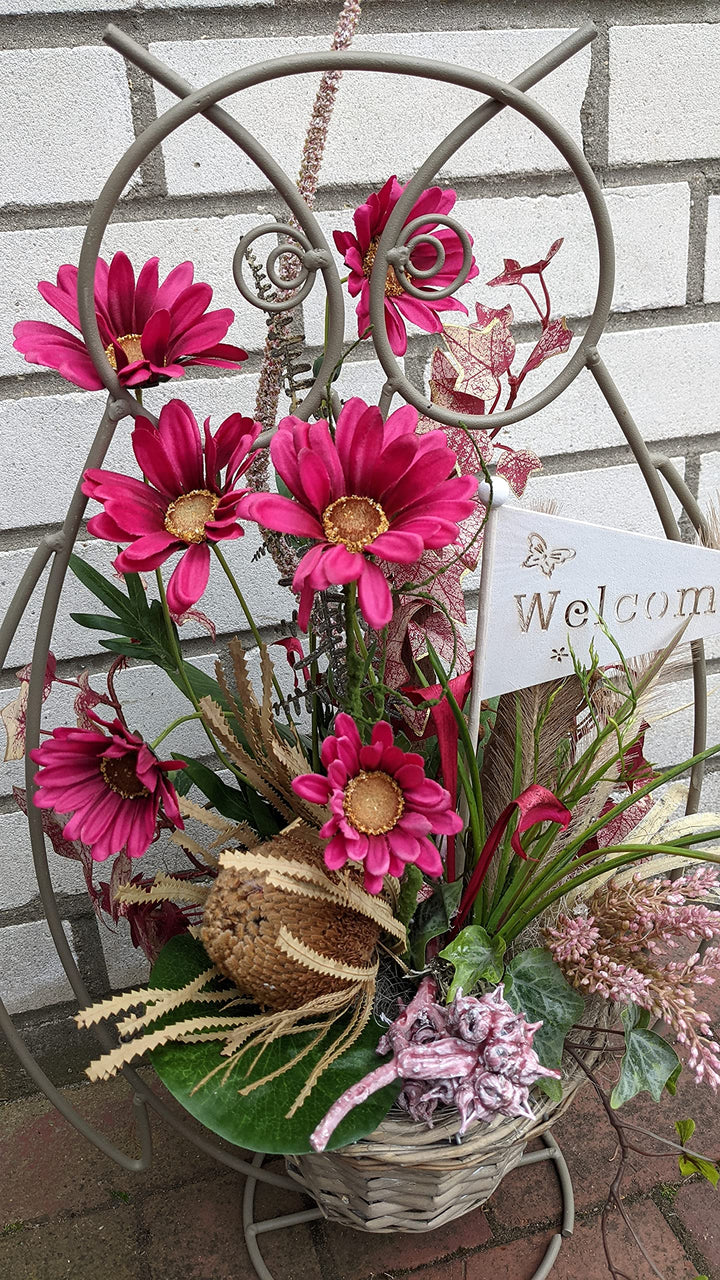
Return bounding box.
[286,1023,606,1233]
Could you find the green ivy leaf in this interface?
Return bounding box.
[665,1061,682,1096]
[676,1117,696,1145]
[611,1009,681,1109]
[536,1075,564,1103]
[439,926,506,1000]
[149,934,397,1154]
[504,948,584,1072]
[675,1118,720,1187]
[396,865,424,932]
[411,879,462,970]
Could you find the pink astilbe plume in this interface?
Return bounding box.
[244,397,477,631]
[546,872,720,1088]
[14,252,247,390]
[82,400,261,616]
[253,0,363,440]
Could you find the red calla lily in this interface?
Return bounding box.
[453,784,572,934]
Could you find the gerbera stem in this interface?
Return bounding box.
[154,568,239,775]
[308,626,320,772]
[211,544,297,733]
[151,713,202,751]
[344,581,363,721]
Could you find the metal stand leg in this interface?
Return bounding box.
[241,1133,575,1280]
[515,1131,575,1279]
[242,1152,325,1280]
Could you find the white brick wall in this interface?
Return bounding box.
[151,29,590,196]
[610,24,720,164]
[0,920,78,1014]
[3,7,720,1015]
[305,183,691,346]
[0,47,135,208]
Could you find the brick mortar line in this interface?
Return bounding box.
[0,617,283,696]
[687,171,710,305]
[4,300,720,410]
[651,1185,713,1279]
[1,163,716,236]
[580,18,608,170]
[0,427,711,558]
[4,2,720,51]
[123,62,168,200]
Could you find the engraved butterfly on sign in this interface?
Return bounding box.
[522,532,576,578]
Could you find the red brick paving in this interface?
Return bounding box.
[674,1179,720,1272]
[0,1072,717,1280]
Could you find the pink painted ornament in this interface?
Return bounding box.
[310,977,560,1151]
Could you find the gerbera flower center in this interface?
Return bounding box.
[343,770,405,835]
[164,489,220,544]
[362,237,408,299]
[104,333,145,370]
[322,495,389,554]
[100,755,150,800]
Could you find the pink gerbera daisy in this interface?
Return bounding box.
[30,713,185,862]
[333,176,479,357]
[292,714,462,894]
[13,252,248,391]
[82,399,261,616]
[243,397,477,631]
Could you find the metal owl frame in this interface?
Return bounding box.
[0,21,710,1280]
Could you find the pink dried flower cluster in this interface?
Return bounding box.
[310,976,558,1151]
[546,872,720,1088]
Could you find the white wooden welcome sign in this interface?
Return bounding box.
[472,480,720,701]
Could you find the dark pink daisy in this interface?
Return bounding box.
[30,713,184,863]
[82,399,261,616]
[292,714,462,894]
[243,397,477,632]
[13,251,248,390]
[333,176,478,357]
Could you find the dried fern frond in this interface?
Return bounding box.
[480,676,587,830]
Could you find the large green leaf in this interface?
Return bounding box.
[149,934,398,1154]
[411,879,462,969]
[439,926,506,1000]
[611,1005,681,1109]
[504,948,584,1073]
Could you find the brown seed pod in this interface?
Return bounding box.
[200,830,382,1011]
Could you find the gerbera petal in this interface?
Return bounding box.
[357,560,393,630]
[292,774,332,805]
[394,295,444,336]
[324,836,350,870]
[133,257,160,329]
[368,530,424,562]
[165,542,211,615]
[106,252,136,336]
[297,447,331,513]
[13,321,103,389]
[141,308,171,367]
[384,299,408,356]
[318,545,363,586]
[114,533,180,573]
[248,493,323,538]
[157,400,205,492]
[155,260,195,310]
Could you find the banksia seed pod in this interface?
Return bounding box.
[201,831,381,1010]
